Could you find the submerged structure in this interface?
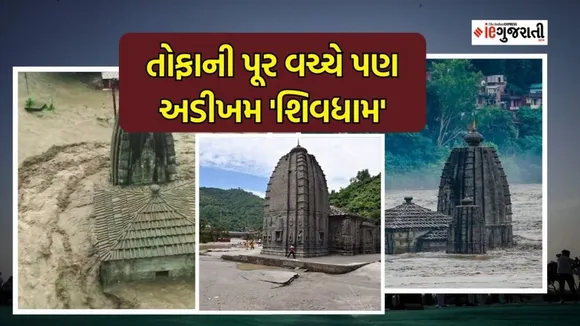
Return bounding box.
[437,126,513,249]
[95,182,195,284]
[446,197,486,254]
[385,197,451,254]
[262,143,380,258]
[110,118,177,186]
[94,117,195,285]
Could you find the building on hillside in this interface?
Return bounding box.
[261,143,380,258]
[470,74,542,111]
[94,181,195,285]
[523,83,543,109]
[329,206,381,255]
[501,84,543,111]
[385,197,451,255]
[476,75,508,108]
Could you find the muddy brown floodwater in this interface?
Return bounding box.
[385,184,543,289]
[17,72,196,309]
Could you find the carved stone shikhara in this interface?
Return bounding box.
[110,118,177,186]
[446,197,486,254]
[437,128,513,249]
[262,143,380,258]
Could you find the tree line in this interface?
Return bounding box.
[199,169,381,241]
[386,59,543,189]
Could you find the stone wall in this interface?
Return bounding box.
[329,215,380,255]
[221,254,372,274]
[361,222,379,254]
[329,216,356,255]
[385,229,429,254]
[100,254,195,285]
[419,239,447,252]
[447,198,486,254]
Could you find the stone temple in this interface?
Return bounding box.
[261,143,380,258]
[385,126,513,255]
[94,118,195,285]
[437,126,513,249]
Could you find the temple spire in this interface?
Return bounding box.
[297,139,300,147]
[472,119,477,131]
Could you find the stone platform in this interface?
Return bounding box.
[221,252,380,274]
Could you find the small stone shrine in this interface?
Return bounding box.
[262,142,380,258]
[437,124,513,249]
[446,198,486,254]
[95,181,195,285]
[94,118,195,285]
[385,197,452,254]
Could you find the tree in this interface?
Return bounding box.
[516,107,542,138]
[475,107,517,149]
[330,171,381,219]
[386,59,543,189]
[350,169,371,183]
[199,188,265,231]
[427,59,483,147]
[471,59,542,95]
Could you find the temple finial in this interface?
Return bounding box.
[472,119,477,131]
[297,139,300,147]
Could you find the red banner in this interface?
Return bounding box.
[119,33,426,133]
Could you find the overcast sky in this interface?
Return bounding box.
[198,134,384,196]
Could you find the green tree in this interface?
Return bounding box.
[199,187,264,231]
[475,107,517,149]
[385,59,543,189]
[427,59,483,147]
[517,107,542,138]
[330,171,381,219]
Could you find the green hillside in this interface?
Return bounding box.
[199,187,264,232]
[199,169,381,232]
[329,169,381,219]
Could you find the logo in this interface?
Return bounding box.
[471,20,548,46]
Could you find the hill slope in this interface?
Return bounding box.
[329,170,381,219]
[200,169,381,231]
[199,187,264,231]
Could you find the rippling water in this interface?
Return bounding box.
[385,184,543,289]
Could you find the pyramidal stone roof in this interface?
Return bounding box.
[329,205,378,226]
[329,205,362,217]
[94,181,195,261]
[384,197,451,230]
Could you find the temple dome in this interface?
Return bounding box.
[464,128,484,147]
